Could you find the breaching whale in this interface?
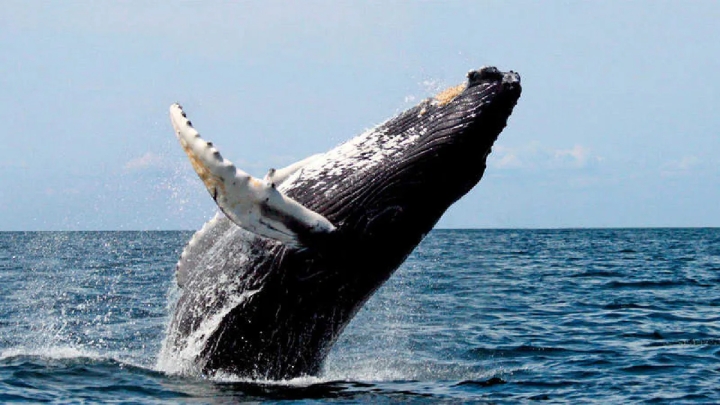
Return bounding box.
[159,67,522,379]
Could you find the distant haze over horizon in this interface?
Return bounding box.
[2,2,718,231]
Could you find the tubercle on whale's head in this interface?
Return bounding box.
[466,66,521,94]
[461,66,522,116]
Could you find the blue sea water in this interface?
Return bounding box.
[1,228,719,403]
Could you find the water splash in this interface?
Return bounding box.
[1,231,183,370]
[156,290,259,376]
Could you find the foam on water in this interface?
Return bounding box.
[156,289,259,376]
[0,346,101,362]
[210,371,326,386]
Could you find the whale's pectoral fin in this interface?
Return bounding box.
[169,103,336,247]
[264,153,324,186]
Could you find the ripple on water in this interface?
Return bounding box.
[2,229,720,403]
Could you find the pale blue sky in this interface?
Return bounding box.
[1,1,718,230]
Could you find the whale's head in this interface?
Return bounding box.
[286,66,521,260]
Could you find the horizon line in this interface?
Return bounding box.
[1,226,719,233]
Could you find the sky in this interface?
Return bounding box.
[1,1,718,230]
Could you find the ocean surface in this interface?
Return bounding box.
[1,228,719,403]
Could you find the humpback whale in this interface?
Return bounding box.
[159,67,522,379]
